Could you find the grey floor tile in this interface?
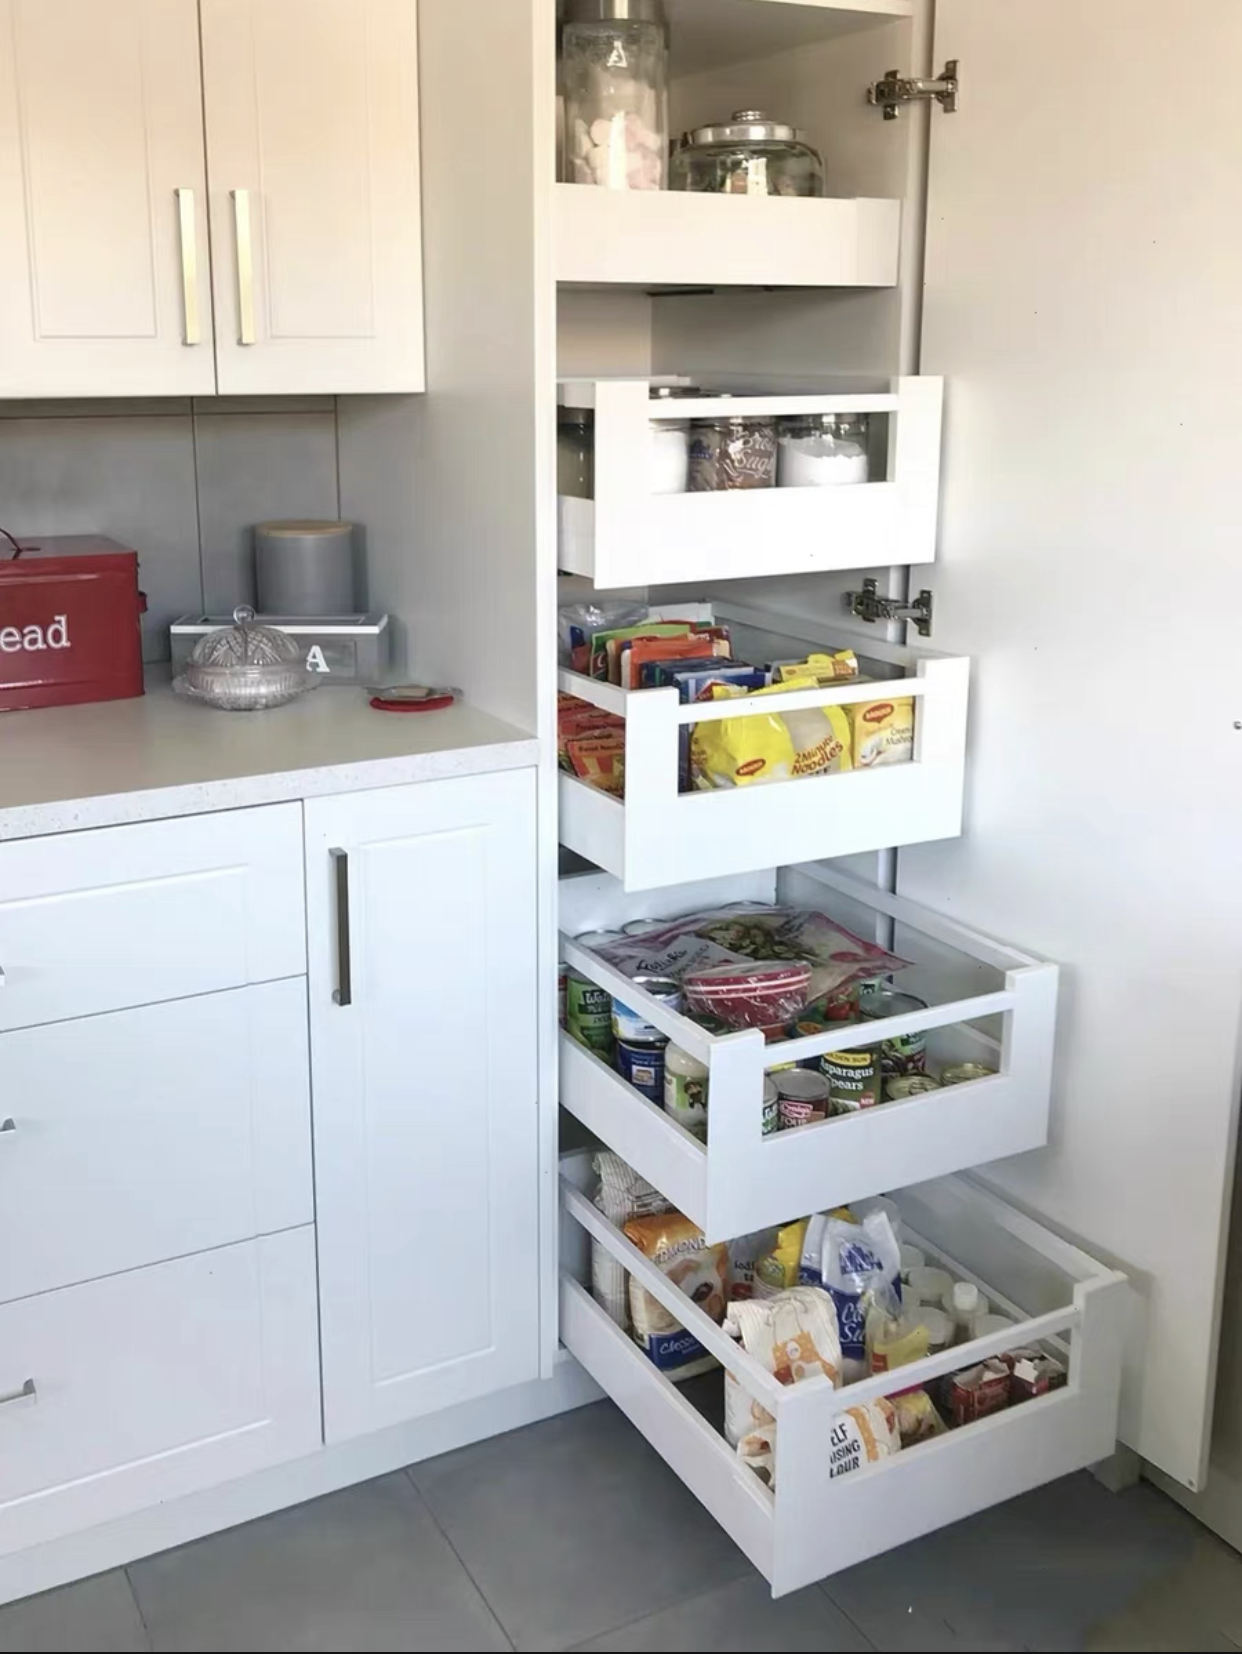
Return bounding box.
[574,1575,871,1652]
[128,1472,510,1652]
[0,1570,150,1652]
[410,1400,752,1652]
[826,1473,1199,1653]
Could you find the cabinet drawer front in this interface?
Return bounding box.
[0,981,312,1303]
[561,1165,1129,1597]
[0,1229,321,1557]
[560,864,1057,1243]
[0,805,305,1031]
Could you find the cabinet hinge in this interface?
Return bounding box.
[868,60,959,120]
[845,579,934,638]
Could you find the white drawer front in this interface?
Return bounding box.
[560,865,1058,1242]
[0,980,312,1303]
[0,805,306,1032]
[0,1229,321,1557]
[560,1167,1129,1597]
[558,611,969,894]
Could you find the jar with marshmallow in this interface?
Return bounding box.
[562,0,669,192]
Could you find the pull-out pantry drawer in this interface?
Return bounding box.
[0,980,312,1303]
[559,606,969,894]
[0,804,306,1032]
[0,1229,321,1558]
[560,1167,1129,1598]
[560,865,1058,1243]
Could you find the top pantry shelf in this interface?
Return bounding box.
[665,0,914,76]
[555,187,900,289]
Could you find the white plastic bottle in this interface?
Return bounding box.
[948,1281,983,1347]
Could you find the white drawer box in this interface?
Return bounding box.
[558,378,942,588]
[0,980,312,1303]
[560,866,1057,1243]
[561,1165,1129,1598]
[554,186,901,291]
[0,805,306,1032]
[559,607,969,893]
[0,1228,321,1558]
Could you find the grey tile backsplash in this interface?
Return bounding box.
[0,400,341,663]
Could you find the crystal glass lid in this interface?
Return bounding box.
[188,606,304,669]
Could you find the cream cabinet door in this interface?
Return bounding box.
[201,0,425,394]
[306,771,539,1442]
[0,0,215,397]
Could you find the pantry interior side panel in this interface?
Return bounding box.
[338,0,556,731]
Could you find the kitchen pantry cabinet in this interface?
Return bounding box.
[306,770,542,1442]
[0,0,423,398]
[389,0,1242,1592]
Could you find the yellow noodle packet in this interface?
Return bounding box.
[690,681,852,790]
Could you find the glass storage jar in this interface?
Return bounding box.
[670,110,824,198]
[558,408,595,498]
[562,0,669,191]
[649,385,697,494]
[777,413,871,487]
[688,415,778,491]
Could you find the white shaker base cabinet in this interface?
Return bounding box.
[0,0,215,397]
[307,771,541,1442]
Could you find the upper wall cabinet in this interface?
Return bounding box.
[0,0,216,398]
[201,0,425,395]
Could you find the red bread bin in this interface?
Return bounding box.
[0,537,146,712]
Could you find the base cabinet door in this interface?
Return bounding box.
[306,771,540,1442]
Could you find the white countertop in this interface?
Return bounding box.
[0,673,539,840]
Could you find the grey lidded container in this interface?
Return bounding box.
[254,520,357,617]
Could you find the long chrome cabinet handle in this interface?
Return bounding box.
[175,187,200,345]
[330,849,353,1007]
[231,188,256,346]
[0,1379,36,1409]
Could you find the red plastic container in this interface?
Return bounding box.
[0,537,146,713]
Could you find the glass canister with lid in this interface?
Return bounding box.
[688,414,778,491]
[777,412,871,487]
[562,0,669,191]
[670,110,824,198]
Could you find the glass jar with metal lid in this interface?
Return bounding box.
[777,412,871,488]
[562,0,669,192]
[688,414,778,491]
[670,109,824,198]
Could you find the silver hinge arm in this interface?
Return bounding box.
[868,60,959,120]
[845,580,934,639]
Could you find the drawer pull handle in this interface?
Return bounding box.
[231,188,257,346]
[175,187,201,346]
[0,1379,35,1410]
[330,848,353,1008]
[0,1119,14,1137]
